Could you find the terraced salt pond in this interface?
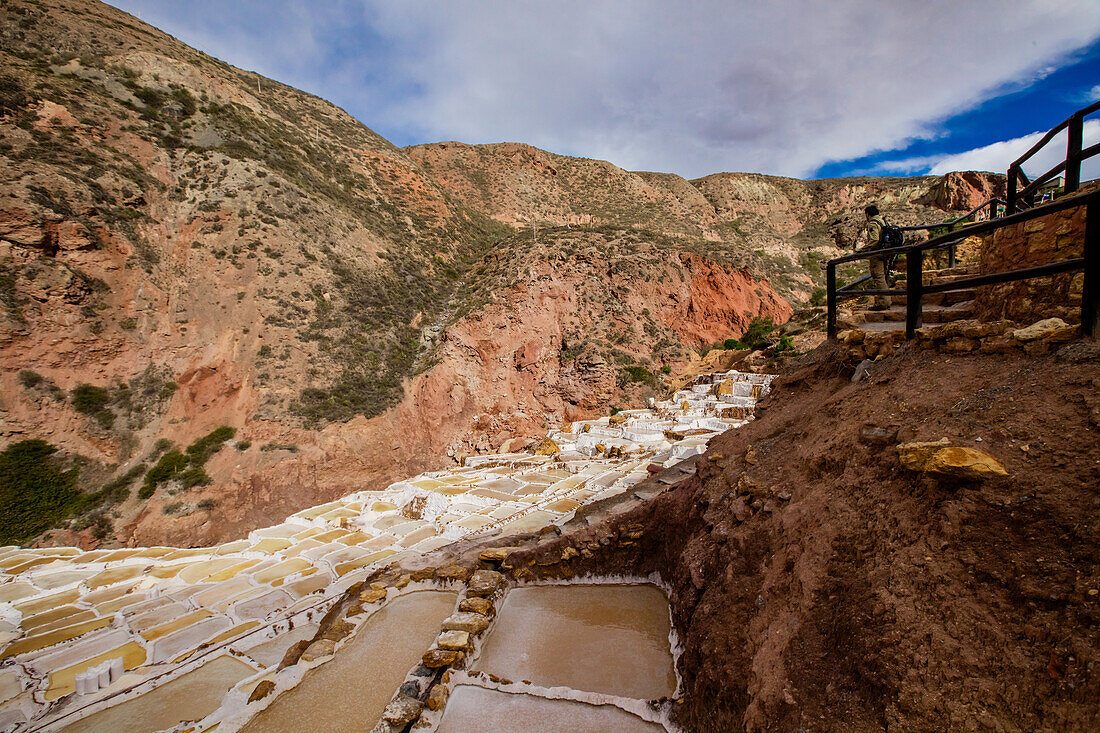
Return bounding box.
[60,655,257,733]
[475,584,677,699]
[1,369,770,730]
[242,590,457,733]
[433,583,677,731]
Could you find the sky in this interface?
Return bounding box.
[108,0,1100,181]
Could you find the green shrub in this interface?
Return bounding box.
[179,467,211,488]
[660,365,672,374]
[235,440,252,451]
[0,440,82,544]
[619,365,657,389]
[723,338,746,350]
[260,442,298,453]
[70,383,114,428]
[739,316,777,350]
[18,369,42,388]
[100,463,144,504]
[142,449,188,492]
[185,426,235,464]
[138,484,155,500]
[809,288,827,307]
[197,498,216,510]
[773,335,795,353]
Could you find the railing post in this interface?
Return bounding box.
[948,243,956,269]
[1066,112,1083,194]
[905,248,923,339]
[1084,195,1099,338]
[989,199,997,221]
[1007,165,1018,214]
[826,262,837,340]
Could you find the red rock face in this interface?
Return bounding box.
[921,171,1008,212]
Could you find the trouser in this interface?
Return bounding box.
[868,256,890,307]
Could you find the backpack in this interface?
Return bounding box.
[878,218,903,249]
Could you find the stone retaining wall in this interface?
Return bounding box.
[973,205,1086,323]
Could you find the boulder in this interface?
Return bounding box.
[434,565,471,583]
[382,693,423,726]
[426,684,450,711]
[532,437,560,456]
[321,619,355,641]
[441,612,490,634]
[300,638,336,662]
[466,569,502,597]
[360,588,387,604]
[1012,318,1069,342]
[458,597,493,615]
[422,648,465,668]
[478,547,513,565]
[924,447,1008,481]
[247,679,276,703]
[897,439,950,471]
[436,629,470,651]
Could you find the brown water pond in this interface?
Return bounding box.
[475,583,676,700]
[241,590,457,733]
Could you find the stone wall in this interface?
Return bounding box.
[973,204,1086,323]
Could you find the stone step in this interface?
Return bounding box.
[850,298,975,327]
[921,301,975,323]
[890,288,976,307]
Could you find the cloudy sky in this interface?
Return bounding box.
[110,0,1100,181]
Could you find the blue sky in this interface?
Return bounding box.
[109,1,1100,181]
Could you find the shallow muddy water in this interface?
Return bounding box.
[61,654,256,733]
[241,590,457,733]
[475,584,676,699]
[437,685,666,732]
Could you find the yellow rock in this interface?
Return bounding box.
[608,414,626,425]
[532,437,560,456]
[925,447,1008,481]
[897,439,950,470]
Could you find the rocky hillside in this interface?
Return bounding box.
[506,341,1100,731]
[408,142,1005,299]
[0,0,1003,550]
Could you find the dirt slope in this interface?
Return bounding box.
[513,342,1099,731]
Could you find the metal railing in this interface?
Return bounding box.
[826,190,1098,340]
[1008,100,1100,213]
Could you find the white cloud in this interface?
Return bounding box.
[109,0,1100,179]
[926,119,1100,183]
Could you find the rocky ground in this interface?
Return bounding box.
[500,338,1100,731]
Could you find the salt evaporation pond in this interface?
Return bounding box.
[242,590,457,733]
[437,685,666,732]
[61,654,256,733]
[475,584,676,699]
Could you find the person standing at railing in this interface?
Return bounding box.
[857,204,891,310]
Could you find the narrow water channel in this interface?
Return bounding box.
[437,684,667,732]
[241,590,457,733]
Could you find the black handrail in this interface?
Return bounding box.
[1008,100,1100,213]
[826,191,1098,340]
